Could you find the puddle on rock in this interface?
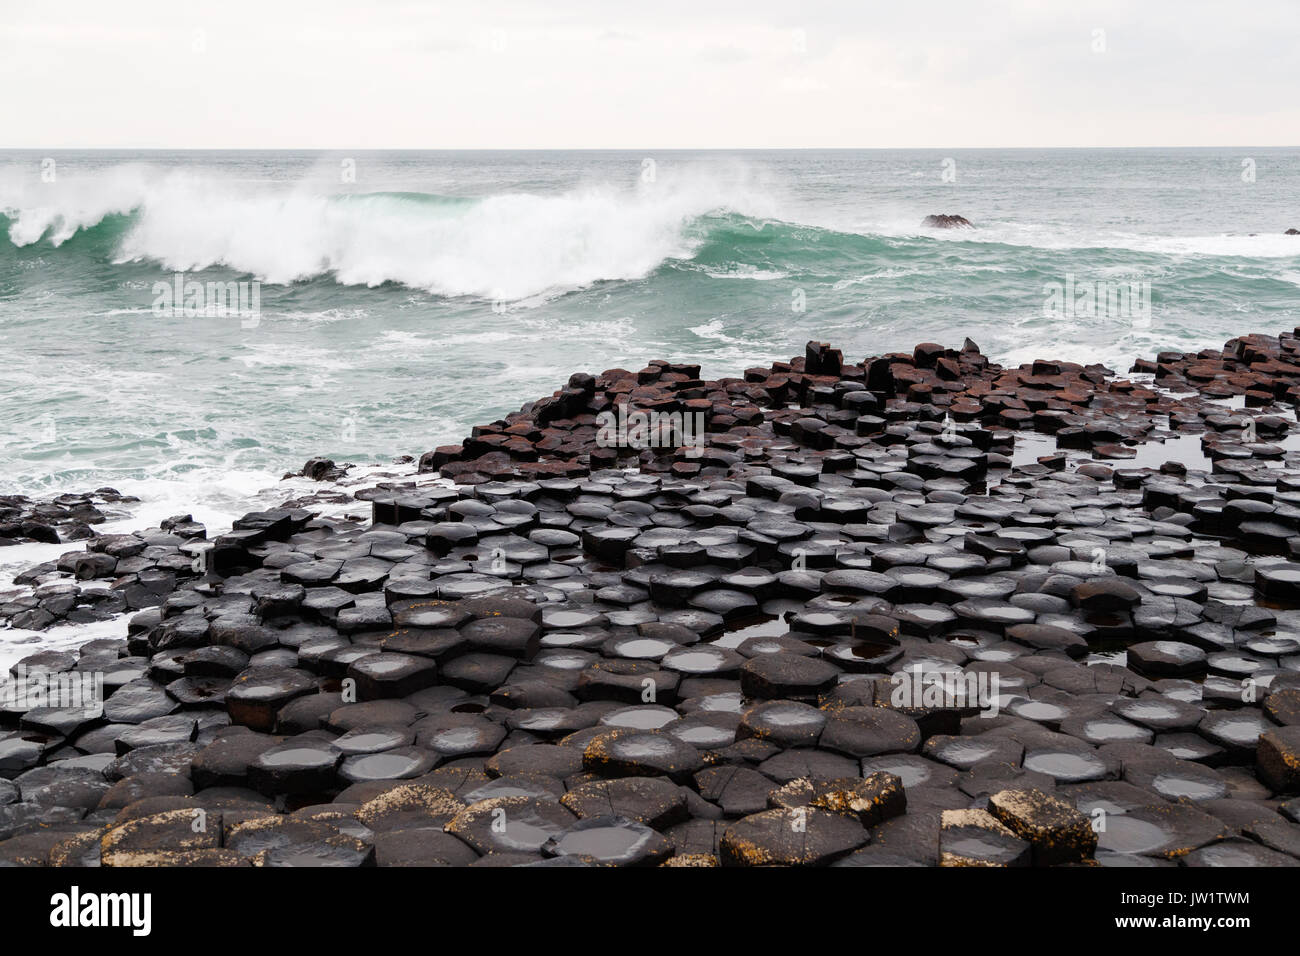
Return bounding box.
[1097,816,1170,855]
[600,706,678,730]
[1022,749,1107,782]
[344,752,422,779]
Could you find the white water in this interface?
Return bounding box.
[2,162,785,300]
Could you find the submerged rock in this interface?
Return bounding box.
[922,214,974,229]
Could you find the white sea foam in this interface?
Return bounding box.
[857,216,1300,259]
[2,164,782,300]
[689,318,734,341]
[0,163,156,246]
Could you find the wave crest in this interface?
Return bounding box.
[1,164,781,300]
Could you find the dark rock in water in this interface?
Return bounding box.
[298,458,347,482]
[1286,228,1299,235]
[922,214,974,229]
[805,341,844,377]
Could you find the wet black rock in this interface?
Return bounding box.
[719,807,868,866]
[248,739,342,795]
[739,654,840,701]
[226,668,317,732]
[541,815,674,866]
[922,214,974,229]
[445,796,576,854]
[582,730,704,782]
[299,458,348,482]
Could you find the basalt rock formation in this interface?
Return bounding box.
[0,489,136,548]
[4,331,1300,867]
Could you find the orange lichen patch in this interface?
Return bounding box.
[100,808,223,867]
[1264,688,1300,726]
[357,783,466,828]
[107,848,248,867]
[661,853,718,867]
[767,777,816,810]
[1257,727,1300,793]
[222,814,286,838]
[770,773,908,828]
[48,830,103,867]
[810,773,907,827]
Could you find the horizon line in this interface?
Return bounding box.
[3,144,1300,152]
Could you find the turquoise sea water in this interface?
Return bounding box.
[2,148,1299,514]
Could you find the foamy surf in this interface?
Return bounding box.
[2,162,784,301]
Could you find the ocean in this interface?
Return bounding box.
[3,146,1300,531]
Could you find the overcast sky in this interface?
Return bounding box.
[3,0,1297,149]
